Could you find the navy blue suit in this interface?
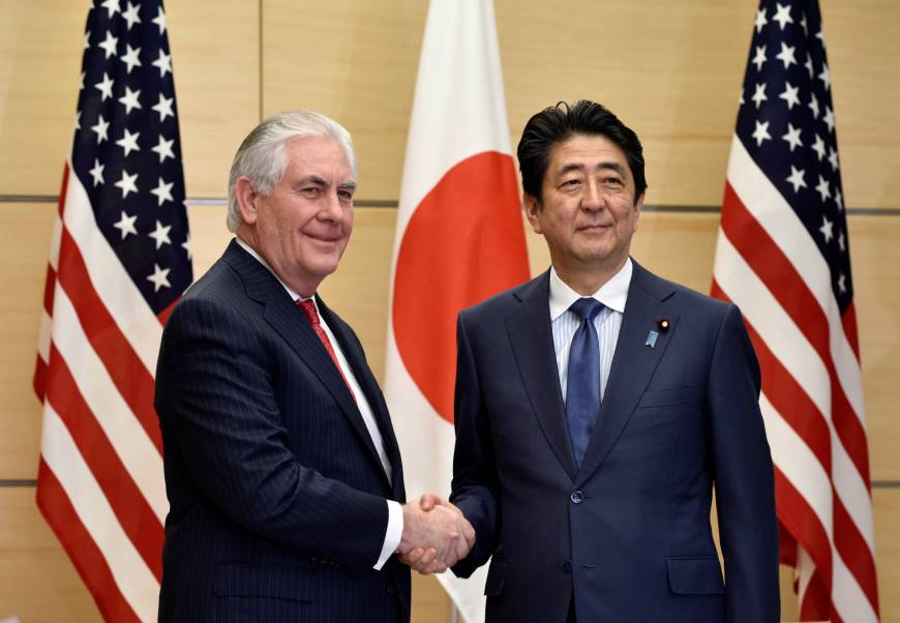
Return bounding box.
[450,263,779,622]
[155,240,410,622]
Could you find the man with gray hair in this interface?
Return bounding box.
[154,111,473,622]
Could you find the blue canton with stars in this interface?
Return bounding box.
[72,0,191,314]
[736,0,852,312]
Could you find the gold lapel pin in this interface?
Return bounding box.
[657,318,670,332]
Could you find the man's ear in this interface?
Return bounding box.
[234,177,259,225]
[524,193,542,234]
[632,191,645,233]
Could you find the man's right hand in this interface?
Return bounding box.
[397,493,475,575]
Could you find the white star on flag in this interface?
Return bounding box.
[152,93,175,121]
[122,1,142,29]
[101,0,121,17]
[152,49,172,77]
[151,176,174,205]
[181,232,192,260]
[121,44,142,73]
[98,30,119,59]
[91,114,110,144]
[752,45,767,71]
[772,2,793,30]
[818,62,831,89]
[819,215,834,243]
[148,219,172,249]
[775,41,797,68]
[752,83,767,108]
[782,123,803,151]
[815,174,831,201]
[151,135,176,162]
[95,72,115,101]
[823,106,835,132]
[118,86,142,114]
[115,169,139,198]
[152,6,167,34]
[115,128,141,157]
[752,120,771,146]
[147,263,171,292]
[786,165,807,192]
[779,82,800,109]
[113,210,138,239]
[811,134,826,160]
[89,159,105,186]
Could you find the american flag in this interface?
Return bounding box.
[32,0,191,620]
[712,1,878,621]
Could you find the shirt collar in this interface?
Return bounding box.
[235,237,315,304]
[548,257,633,321]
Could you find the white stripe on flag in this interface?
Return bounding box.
[727,137,864,419]
[41,404,159,622]
[62,166,163,375]
[715,230,874,549]
[51,284,168,522]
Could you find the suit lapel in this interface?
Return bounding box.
[506,272,578,481]
[575,261,679,485]
[223,241,391,488]
[319,298,401,496]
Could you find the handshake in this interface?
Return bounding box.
[397,493,475,575]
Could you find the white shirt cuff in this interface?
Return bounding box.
[374,500,403,570]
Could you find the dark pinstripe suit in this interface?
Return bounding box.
[155,240,410,622]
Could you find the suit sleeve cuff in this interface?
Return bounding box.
[374,500,403,570]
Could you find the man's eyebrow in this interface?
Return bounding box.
[556,161,626,175]
[338,180,358,191]
[298,175,328,187]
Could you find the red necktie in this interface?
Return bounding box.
[296,299,355,401]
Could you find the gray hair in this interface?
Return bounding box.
[226,111,357,232]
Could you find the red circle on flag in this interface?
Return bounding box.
[393,151,530,423]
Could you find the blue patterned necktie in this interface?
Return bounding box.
[566,297,604,466]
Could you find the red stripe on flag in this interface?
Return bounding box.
[393,151,529,422]
[33,358,48,402]
[742,317,832,471]
[721,185,871,485]
[800,567,835,622]
[773,467,834,595]
[57,227,163,452]
[57,163,70,217]
[36,459,141,623]
[842,302,860,360]
[45,343,164,580]
[834,494,880,613]
[42,265,57,320]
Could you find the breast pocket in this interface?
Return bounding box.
[636,385,692,409]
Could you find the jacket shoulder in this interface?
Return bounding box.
[459,273,544,324]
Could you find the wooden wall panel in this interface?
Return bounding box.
[0,0,259,198]
[0,488,101,622]
[165,1,260,197]
[262,0,427,201]
[0,3,84,195]
[0,203,55,479]
[262,0,900,209]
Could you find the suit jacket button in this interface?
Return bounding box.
[387,585,397,597]
[562,560,573,574]
[570,490,584,504]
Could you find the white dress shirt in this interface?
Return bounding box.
[236,238,402,569]
[549,258,633,404]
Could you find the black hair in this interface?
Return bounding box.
[517,100,647,204]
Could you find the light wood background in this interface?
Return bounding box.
[1,0,898,621]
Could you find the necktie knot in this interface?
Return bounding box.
[297,298,320,326]
[569,297,604,323]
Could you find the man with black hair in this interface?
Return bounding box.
[444,100,780,622]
